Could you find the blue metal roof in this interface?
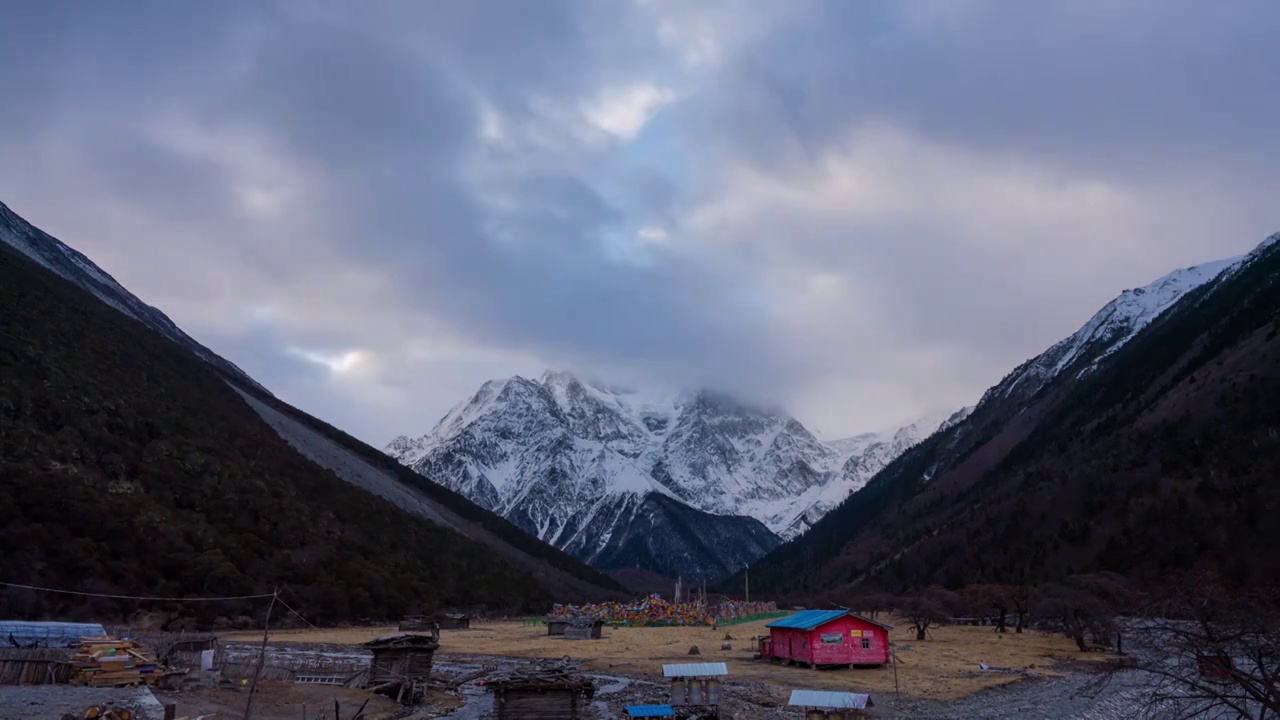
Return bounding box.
[624,705,675,718]
[788,690,870,709]
[765,609,848,630]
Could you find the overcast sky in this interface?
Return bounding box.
[2,0,1277,445]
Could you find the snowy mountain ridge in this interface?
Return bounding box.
[385,370,963,578]
[983,252,1251,406]
[0,201,266,393]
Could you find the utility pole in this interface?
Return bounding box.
[745,567,749,603]
[243,589,278,720]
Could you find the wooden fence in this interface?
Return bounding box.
[0,648,74,685]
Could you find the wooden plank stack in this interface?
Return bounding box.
[69,638,162,687]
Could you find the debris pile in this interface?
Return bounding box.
[69,639,162,688]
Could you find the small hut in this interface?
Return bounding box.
[787,690,872,719]
[546,615,602,638]
[484,658,595,720]
[363,633,439,705]
[440,613,471,630]
[664,662,727,718]
[400,612,470,631]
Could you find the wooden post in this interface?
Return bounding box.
[243,589,279,720]
[892,644,899,694]
[163,704,176,720]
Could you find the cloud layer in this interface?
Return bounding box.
[2,0,1277,443]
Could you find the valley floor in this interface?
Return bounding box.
[219,617,1126,716]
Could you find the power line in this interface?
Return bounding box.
[274,594,318,630]
[0,581,275,602]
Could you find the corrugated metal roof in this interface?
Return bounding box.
[0,621,107,647]
[624,704,675,717]
[765,609,848,630]
[765,609,894,631]
[661,662,728,677]
[788,690,870,709]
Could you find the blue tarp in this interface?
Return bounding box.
[0,620,107,647]
[624,705,675,718]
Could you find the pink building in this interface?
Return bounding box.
[761,610,892,668]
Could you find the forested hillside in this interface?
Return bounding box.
[0,241,554,626]
[737,237,1280,596]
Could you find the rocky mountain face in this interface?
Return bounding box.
[737,234,1280,595]
[0,200,267,393]
[387,371,963,581]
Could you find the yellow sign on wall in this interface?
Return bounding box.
[850,630,862,637]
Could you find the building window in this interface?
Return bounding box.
[862,638,871,650]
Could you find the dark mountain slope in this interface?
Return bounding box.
[737,236,1280,595]
[562,492,780,582]
[0,240,559,624]
[228,385,627,597]
[0,200,265,393]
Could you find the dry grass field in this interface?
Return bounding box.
[225,616,1106,700]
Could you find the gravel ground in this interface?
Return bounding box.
[0,685,166,720]
[426,655,1173,720]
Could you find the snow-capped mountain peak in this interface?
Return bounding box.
[386,370,969,580]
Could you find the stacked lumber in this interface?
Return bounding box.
[69,638,162,687]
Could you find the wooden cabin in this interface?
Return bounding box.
[486,673,596,719]
[787,689,872,718]
[763,610,892,668]
[363,633,439,704]
[546,616,602,638]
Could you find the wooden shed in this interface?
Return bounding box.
[439,613,471,630]
[549,615,603,639]
[483,659,595,720]
[399,612,470,631]
[763,610,892,668]
[362,633,439,704]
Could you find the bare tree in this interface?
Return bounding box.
[1008,585,1032,634]
[899,587,963,641]
[1118,569,1280,719]
[1033,575,1128,652]
[964,584,1016,633]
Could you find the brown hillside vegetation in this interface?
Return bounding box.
[0,241,556,625]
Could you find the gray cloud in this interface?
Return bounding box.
[1,0,1277,445]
